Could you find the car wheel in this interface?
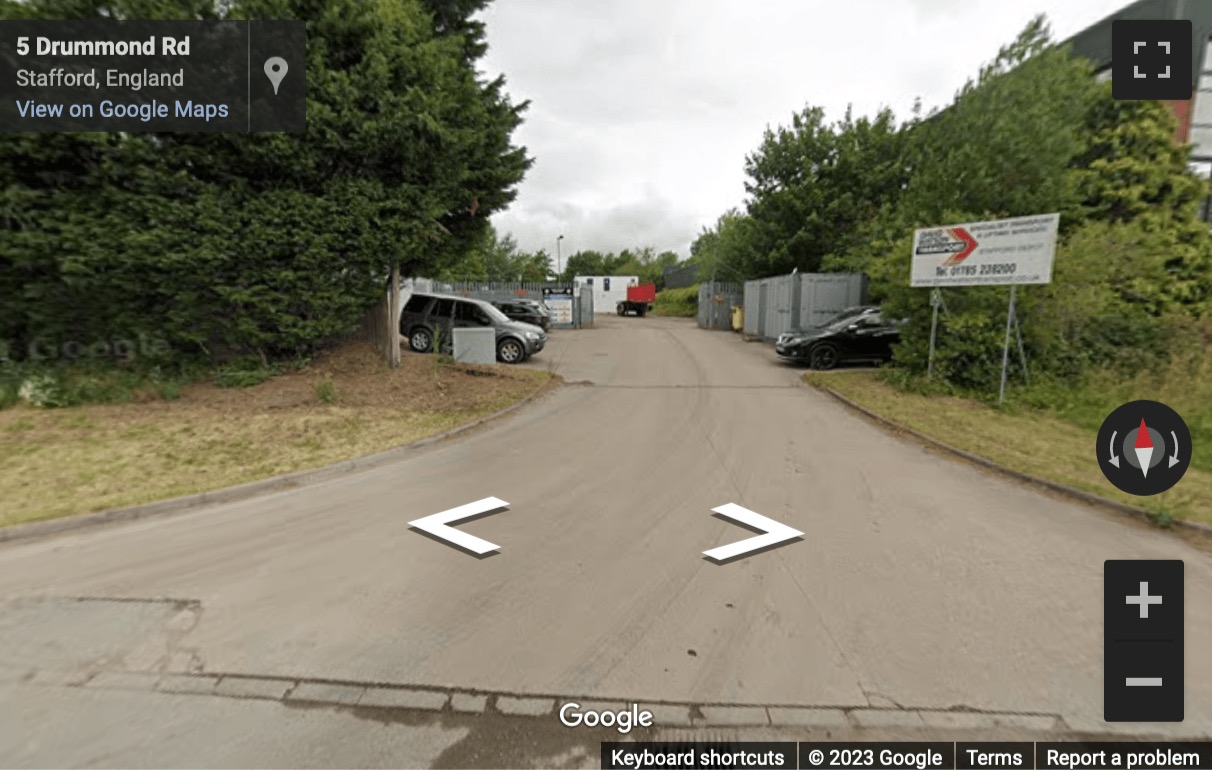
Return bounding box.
[809,344,839,370]
[409,327,433,353]
[497,338,525,364]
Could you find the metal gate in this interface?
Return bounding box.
[743,282,762,336]
[764,274,796,340]
[576,287,594,328]
[697,282,742,330]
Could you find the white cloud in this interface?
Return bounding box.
[480,0,1130,260]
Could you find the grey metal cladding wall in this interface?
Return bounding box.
[742,272,868,339]
[743,281,762,335]
[762,275,795,341]
[798,274,867,328]
[1066,0,1172,71]
[1063,0,1212,88]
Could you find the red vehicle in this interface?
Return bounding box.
[616,283,656,317]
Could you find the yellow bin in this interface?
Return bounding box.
[731,305,744,331]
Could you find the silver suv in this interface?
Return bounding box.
[399,293,547,364]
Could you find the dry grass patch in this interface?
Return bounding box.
[0,342,555,528]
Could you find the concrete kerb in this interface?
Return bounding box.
[0,376,558,545]
[45,666,1212,736]
[809,381,1212,538]
[51,669,1086,732]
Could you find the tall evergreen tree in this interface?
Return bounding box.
[0,0,532,361]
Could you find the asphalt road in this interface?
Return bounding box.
[1,315,1209,768]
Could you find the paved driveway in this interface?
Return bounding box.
[1,315,1208,767]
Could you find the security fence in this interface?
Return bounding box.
[426,281,553,304]
[697,282,743,330]
[664,263,700,289]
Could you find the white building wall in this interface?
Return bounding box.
[573,275,640,316]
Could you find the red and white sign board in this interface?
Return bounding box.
[911,214,1059,287]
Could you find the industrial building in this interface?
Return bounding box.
[1064,0,1212,215]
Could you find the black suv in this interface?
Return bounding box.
[399,293,546,364]
[775,306,902,369]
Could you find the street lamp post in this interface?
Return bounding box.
[556,234,564,280]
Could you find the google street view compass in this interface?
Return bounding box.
[1096,400,1191,496]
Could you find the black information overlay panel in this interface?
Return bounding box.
[602,742,796,770]
[0,20,304,132]
[598,743,1212,770]
[1104,560,1184,722]
[1111,19,1192,101]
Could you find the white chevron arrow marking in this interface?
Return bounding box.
[409,497,508,555]
[704,503,803,563]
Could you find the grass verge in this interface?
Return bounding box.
[651,286,699,317]
[804,370,1211,528]
[0,342,556,529]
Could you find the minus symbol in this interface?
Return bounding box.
[1126,678,1163,686]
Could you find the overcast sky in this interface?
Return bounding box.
[477,0,1128,262]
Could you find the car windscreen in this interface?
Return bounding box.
[481,303,511,324]
[821,307,872,328]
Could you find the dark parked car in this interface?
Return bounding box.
[492,300,551,331]
[775,306,902,369]
[515,297,550,313]
[400,293,546,364]
[519,298,553,321]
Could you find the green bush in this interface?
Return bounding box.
[0,360,20,410]
[157,382,183,401]
[653,286,699,317]
[314,378,338,404]
[5,362,201,408]
[214,365,277,389]
[1031,220,1211,376]
[0,384,17,410]
[67,375,136,405]
[15,372,77,408]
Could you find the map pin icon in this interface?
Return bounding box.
[264,57,288,95]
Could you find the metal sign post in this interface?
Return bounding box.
[927,288,941,379]
[1014,308,1030,387]
[998,286,1017,404]
[997,285,1034,403]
